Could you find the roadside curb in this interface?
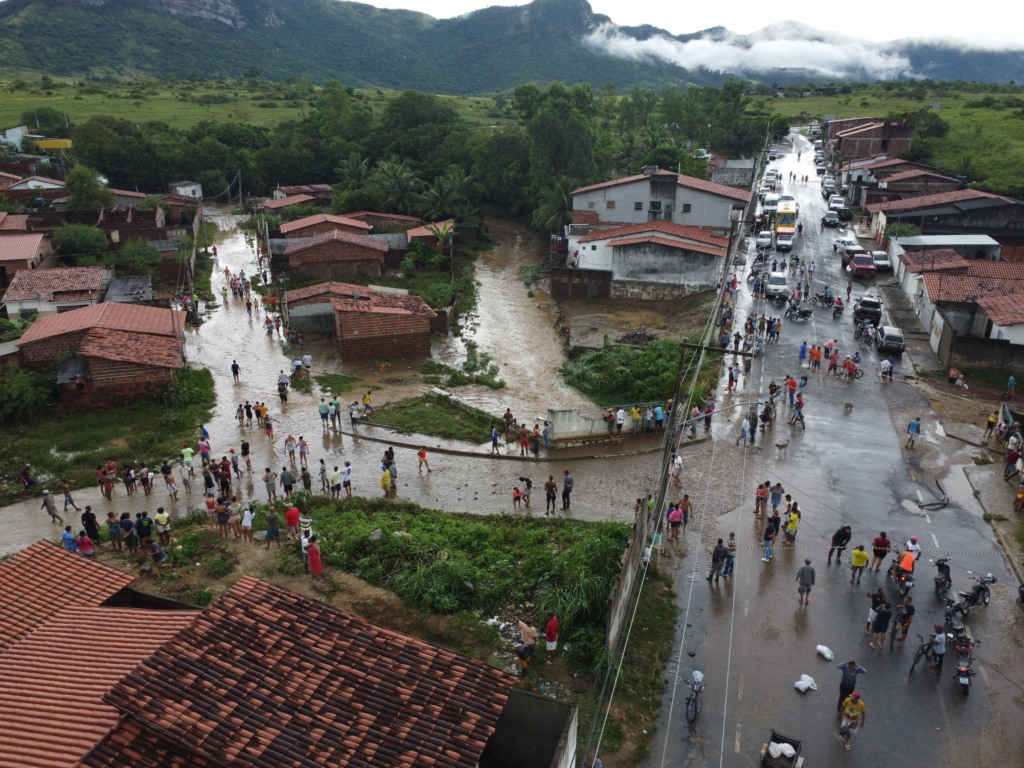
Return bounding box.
[960,466,1024,587]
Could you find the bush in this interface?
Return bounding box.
[0,367,56,423]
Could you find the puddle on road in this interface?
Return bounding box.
[940,464,985,517]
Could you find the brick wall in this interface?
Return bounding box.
[287,241,384,280]
[19,330,88,367]
[289,222,369,237]
[337,312,430,361]
[57,359,174,413]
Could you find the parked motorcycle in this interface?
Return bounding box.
[952,635,979,694]
[933,558,952,600]
[957,573,997,615]
[944,597,966,634]
[785,302,812,321]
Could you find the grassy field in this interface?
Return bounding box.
[0,79,517,132]
[370,392,502,443]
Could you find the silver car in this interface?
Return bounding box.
[870,250,892,272]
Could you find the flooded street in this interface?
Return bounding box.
[1,212,659,555]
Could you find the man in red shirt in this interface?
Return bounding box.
[545,611,559,664]
[285,506,300,541]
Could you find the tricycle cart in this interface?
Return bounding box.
[760,730,804,768]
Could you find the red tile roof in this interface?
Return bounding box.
[286,281,437,317]
[107,188,147,199]
[0,212,29,231]
[0,541,135,654]
[572,170,751,203]
[275,184,333,196]
[0,171,21,182]
[922,270,1024,303]
[3,266,108,303]
[263,194,315,210]
[79,718,214,768]
[609,236,725,257]
[79,327,183,368]
[345,210,424,223]
[897,248,969,274]
[0,606,198,768]
[102,576,516,768]
[18,303,185,346]
[878,170,957,184]
[10,175,65,189]
[579,220,727,247]
[407,219,455,240]
[866,188,1011,214]
[977,294,1024,327]
[0,232,47,262]
[283,228,388,255]
[279,213,372,234]
[836,121,883,137]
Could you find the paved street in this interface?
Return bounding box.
[642,131,1023,767]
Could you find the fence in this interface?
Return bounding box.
[548,268,612,299]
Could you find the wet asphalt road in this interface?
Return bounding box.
[644,132,1022,768]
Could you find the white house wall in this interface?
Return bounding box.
[989,323,1024,344]
[574,181,737,228]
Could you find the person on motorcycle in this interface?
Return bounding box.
[834,297,843,310]
[894,547,917,580]
[822,285,832,301]
[905,536,921,562]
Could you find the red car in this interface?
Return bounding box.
[849,254,877,278]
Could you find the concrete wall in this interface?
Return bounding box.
[548,268,611,300]
[547,406,616,443]
[988,321,1024,345]
[611,242,720,295]
[944,331,1024,373]
[287,300,336,335]
[574,177,739,229]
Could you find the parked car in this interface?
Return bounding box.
[755,230,774,249]
[833,235,859,252]
[853,295,884,326]
[765,272,789,298]
[870,250,892,272]
[849,253,877,278]
[768,151,778,160]
[876,326,905,355]
[837,207,854,221]
[829,195,846,210]
[821,211,840,227]
[815,165,826,176]
[776,234,794,251]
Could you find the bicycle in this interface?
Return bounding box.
[890,604,907,650]
[685,670,705,725]
[908,633,936,681]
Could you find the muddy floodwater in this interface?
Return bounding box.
[1,213,662,555]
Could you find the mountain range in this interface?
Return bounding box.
[0,0,1021,91]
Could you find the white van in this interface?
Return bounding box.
[763,193,780,213]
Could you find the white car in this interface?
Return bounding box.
[776,234,794,251]
[870,250,892,272]
[833,235,859,252]
[755,231,774,249]
[829,195,845,210]
[765,272,789,298]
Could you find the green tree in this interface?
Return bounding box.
[65,165,114,211]
[54,223,108,262]
[370,159,422,215]
[106,238,160,275]
[0,367,55,423]
[334,151,371,192]
[884,222,922,240]
[527,101,596,189]
[531,175,575,233]
[20,106,72,137]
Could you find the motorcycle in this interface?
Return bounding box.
[944,597,966,634]
[933,558,952,600]
[811,291,835,307]
[854,321,873,341]
[953,635,979,694]
[832,300,845,318]
[888,561,915,596]
[785,302,812,321]
[956,573,996,615]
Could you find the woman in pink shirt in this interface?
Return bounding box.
[76,531,95,557]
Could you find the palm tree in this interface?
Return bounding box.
[531,175,576,233]
[370,159,422,215]
[334,152,370,192]
[0,314,36,342]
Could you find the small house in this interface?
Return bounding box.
[2,265,112,317]
[169,180,202,199]
[282,230,387,280]
[0,232,55,285]
[279,213,372,238]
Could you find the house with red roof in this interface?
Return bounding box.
[17,302,186,411]
[829,119,913,166]
[282,229,388,280]
[866,189,1024,246]
[0,231,55,284]
[570,166,750,231]
[0,170,21,190]
[344,210,425,231]
[0,544,576,768]
[2,265,112,317]
[566,220,728,298]
[279,212,373,238]
[0,210,29,232]
[272,183,333,206]
[262,193,316,212]
[286,281,436,360]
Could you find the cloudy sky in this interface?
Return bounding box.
[366,0,1018,46]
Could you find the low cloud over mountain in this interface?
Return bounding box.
[585,21,926,81]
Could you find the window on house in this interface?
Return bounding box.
[606,200,616,209]
[881,139,889,150]
[591,245,597,250]
[587,202,596,210]
[682,203,692,213]
[649,201,661,211]
[634,202,643,211]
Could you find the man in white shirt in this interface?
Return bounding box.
[615,408,625,434]
[905,536,922,562]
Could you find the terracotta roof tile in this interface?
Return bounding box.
[102,577,515,768]
[922,271,1024,303]
[275,184,333,196]
[11,175,65,188]
[0,171,21,182]
[0,232,47,262]
[897,248,969,274]
[279,214,372,234]
[0,541,135,654]
[407,219,455,240]
[608,235,725,257]
[18,303,185,346]
[107,188,146,199]
[976,294,1024,327]
[285,282,437,318]
[78,327,183,368]
[866,188,1011,214]
[283,229,389,256]
[0,607,199,768]
[80,718,214,768]
[345,210,424,223]
[3,266,108,303]
[0,212,29,231]
[578,221,728,247]
[263,194,315,210]
[878,170,958,183]
[572,170,750,203]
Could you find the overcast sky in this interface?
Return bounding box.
[366,0,1019,46]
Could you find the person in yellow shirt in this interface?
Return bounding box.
[850,545,869,585]
[630,405,642,435]
[154,508,171,546]
[380,466,391,497]
[837,693,866,751]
